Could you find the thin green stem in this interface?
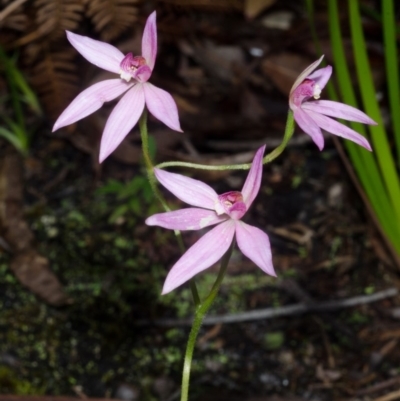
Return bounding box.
[138,111,200,305]
[263,110,295,163]
[180,240,235,401]
[139,111,170,212]
[156,110,295,171]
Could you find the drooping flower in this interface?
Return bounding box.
[146,146,275,294]
[289,55,376,151]
[53,11,182,162]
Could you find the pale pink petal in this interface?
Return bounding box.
[241,145,265,210]
[53,79,131,131]
[154,168,218,209]
[141,11,157,71]
[235,221,275,276]
[306,110,372,151]
[294,109,325,150]
[307,65,332,91]
[146,208,227,230]
[99,84,145,162]
[66,31,124,74]
[290,55,324,95]
[303,100,377,125]
[143,83,182,132]
[162,220,235,294]
[135,65,152,83]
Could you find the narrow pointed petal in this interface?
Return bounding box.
[303,100,377,125]
[99,84,145,162]
[146,208,227,230]
[235,221,276,276]
[241,145,265,210]
[307,65,332,91]
[290,55,324,95]
[66,31,124,74]
[154,168,218,209]
[53,79,131,131]
[294,109,325,150]
[162,221,235,294]
[306,110,372,151]
[143,83,182,132]
[141,11,157,71]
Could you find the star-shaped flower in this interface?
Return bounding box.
[289,56,376,151]
[53,11,182,162]
[146,146,275,294]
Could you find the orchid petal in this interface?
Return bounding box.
[135,65,152,83]
[235,221,275,276]
[306,110,372,151]
[294,109,325,150]
[162,220,235,294]
[146,208,227,230]
[143,83,182,132]
[66,31,124,74]
[303,100,377,125]
[52,79,131,131]
[307,65,332,91]
[290,55,324,95]
[99,84,145,162]
[141,11,157,71]
[154,168,218,209]
[241,145,265,210]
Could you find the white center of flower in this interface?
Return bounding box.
[119,54,148,82]
[313,84,321,99]
[120,71,132,82]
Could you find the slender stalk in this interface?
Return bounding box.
[139,111,170,212]
[138,111,200,305]
[180,240,235,401]
[263,110,294,163]
[156,110,295,171]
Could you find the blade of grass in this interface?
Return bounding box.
[382,0,400,164]
[0,126,26,153]
[0,57,24,130]
[309,0,396,243]
[327,0,400,252]
[349,0,400,227]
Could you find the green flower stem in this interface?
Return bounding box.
[263,110,295,164]
[139,111,170,212]
[139,111,200,306]
[156,110,295,171]
[180,240,235,401]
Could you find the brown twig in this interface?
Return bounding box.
[357,376,400,396]
[137,287,398,327]
[373,389,400,401]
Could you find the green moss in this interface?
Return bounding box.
[0,367,45,395]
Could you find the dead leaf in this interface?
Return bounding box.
[262,53,311,95]
[261,11,294,30]
[244,0,276,19]
[0,151,69,306]
[316,364,342,383]
[10,250,69,306]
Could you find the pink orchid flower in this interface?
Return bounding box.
[146,146,276,294]
[52,11,182,162]
[289,55,376,151]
